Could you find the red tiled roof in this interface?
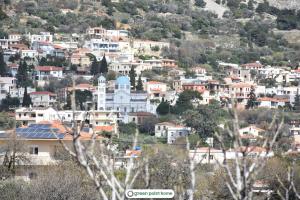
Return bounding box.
[125,150,141,157]
[241,62,263,68]
[236,146,268,153]
[35,66,63,71]
[194,147,223,153]
[147,81,165,84]
[53,44,64,49]
[230,83,253,88]
[257,97,289,103]
[8,63,18,68]
[94,126,114,132]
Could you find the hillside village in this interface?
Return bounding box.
[0,0,300,200]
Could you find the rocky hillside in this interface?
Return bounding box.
[259,0,300,10]
[0,0,300,68]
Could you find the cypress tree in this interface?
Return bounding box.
[156,99,171,115]
[90,57,99,76]
[294,89,300,111]
[63,91,72,110]
[136,75,143,91]
[129,66,136,89]
[99,55,108,74]
[0,50,7,76]
[246,86,257,109]
[16,60,28,87]
[22,87,32,107]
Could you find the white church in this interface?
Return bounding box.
[95,75,156,120]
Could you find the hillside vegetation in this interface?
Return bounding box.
[0,0,300,68]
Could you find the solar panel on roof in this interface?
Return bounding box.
[28,133,35,138]
[33,132,39,137]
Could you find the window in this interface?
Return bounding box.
[29,146,39,155]
[29,172,37,179]
[38,114,43,117]
[209,155,214,160]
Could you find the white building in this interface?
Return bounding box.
[28,32,53,44]
[15,107,118,134]
[86,27,129,40]
[95,76,155,116]
[29,91,57,107]
[0,77,17,100]
[35,66,63,81]
[16,107,59,126]
[84,39,120,52]
[0,38,20,49]
[109,61,153,75]
[155,122,191,144]
[189,147,224,164]
[190,146,274,164]
[239,125,265,141]
[257,97,289,109]
[145,81,167,100]
[21,49,38,58]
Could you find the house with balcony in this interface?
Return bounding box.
[0,37,20,49]
[35,66,63,81]
[127,112,156,125]
[70,53,91,73]
[239,125,265,142]
[29,91,57,107]
[20,49,38,59]
[27,32,53,44]
[227,83,254,105]
[155,122,191,144]
[182,82,206,94]
[257,97,289,109]
[84,38,120,52]
[145,81,167,101]
[0,77,17,100]
[16,107,58,126]
[241,61,264,70]
[161,59,177,69]
[191,67,207,76]
[289,120,300,149]
[190,146,274,165]
[86,27,129,40]
[0,122,102,180]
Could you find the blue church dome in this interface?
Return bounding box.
[116,76,130,85]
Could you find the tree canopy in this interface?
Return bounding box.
[0,51,7,76]
[129,66,136,90]
[99,55,108,74]
[173,90,202,114]
[22,87,32,107]
[136,75,143,91]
